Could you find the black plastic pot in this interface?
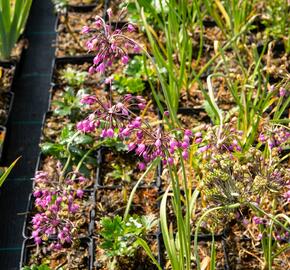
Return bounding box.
[0,61,17,93]
[0,91,15,127]
[54,2,104,33]
[22,191,95,239]
[50,55,95,86]
[68,0,100,13]
[94,185,160,233]
[95,145,162,189]
[20,237,94,270]
[177,107,211,123]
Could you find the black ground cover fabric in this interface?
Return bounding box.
[0,1,56,268]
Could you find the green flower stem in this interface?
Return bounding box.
[59,131,81,181]
[123,158,159,221]
[71,142,103,181]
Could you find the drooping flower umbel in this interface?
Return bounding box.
[81,9,139,74]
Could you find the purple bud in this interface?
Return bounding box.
[76,189,84,198]
[138,103,146,110]
[167,157,174,165]
[136,144,146,155]
[163,111,169,117]
[195,137,202,144]
[121,55,129,65]
[128,143,136,151]
[81,26,90,34]
[195,132,202,138]
[133,45,141,53]
[88,66,95,74]
[155,139,162,148]
[181,141,189,149]
[138,162,146,171]
[127,24,135,32]
[279,87,286,97]
[182,150,189,159]
[106,128,114,138]
[184,129,192,136]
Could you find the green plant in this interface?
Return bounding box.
[207,44,290,150]
[113,75,145,94]
[112,56,156,95]
[204,0,255,40]
[60,67,88,87]
[106,163,133,183]
[136,0,197,121]
[100,214,157,256]
[52,87,85,119]
[262,0,289,53]
[0,0,32,60]
[100,214,158,270]
[51,0,68,14]
[41,125,96,177]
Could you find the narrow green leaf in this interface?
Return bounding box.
[0,157,20,188]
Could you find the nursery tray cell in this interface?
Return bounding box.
[20,237,93,270]
[0,61,17,93]
[93,234,161,270]
[0,91,14,126]
[22,192,95,239]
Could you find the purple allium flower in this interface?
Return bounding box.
[138,162,146,171]
[164,111,169,117]
[279,87,286,97]
[133,44,141,53]
[121,55,129,65]
[77,119,96,133]
[82,14,142,73]
[81,26,90,34]
[182,150,189,159]
[80,94,97,105]
[127,24,135,32]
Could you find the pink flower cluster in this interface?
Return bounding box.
[81,11,140,74]
[31,171,86,249]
